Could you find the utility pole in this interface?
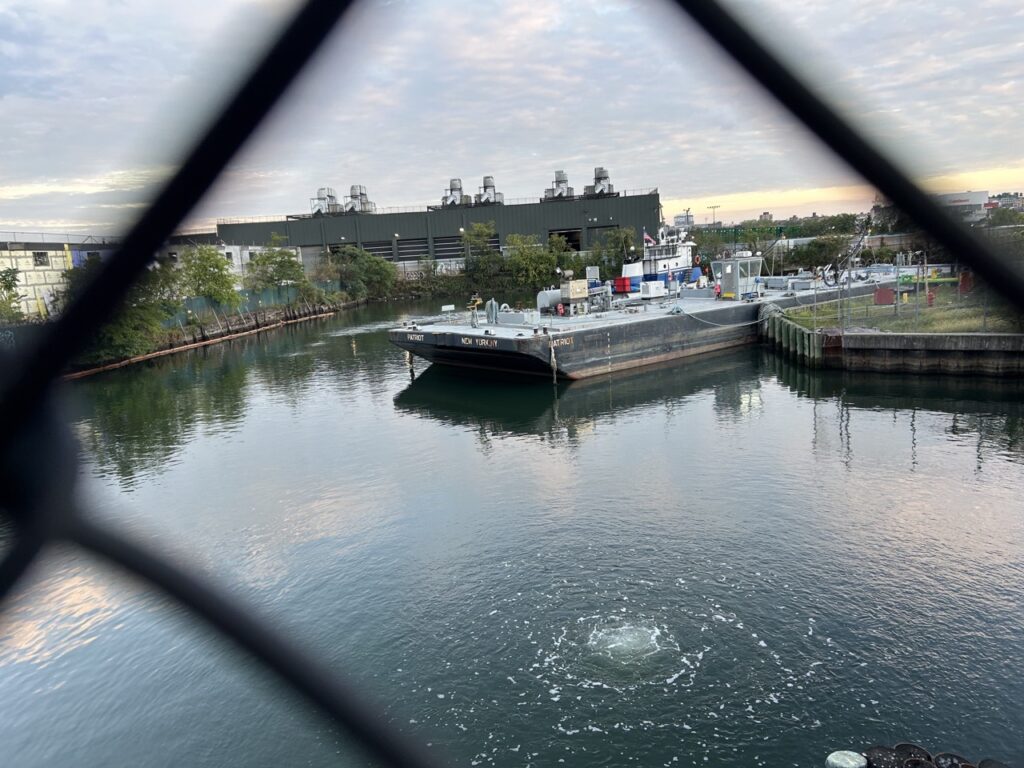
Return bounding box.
[708,204,720,226]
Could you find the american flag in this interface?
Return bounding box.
[643,231,656,246]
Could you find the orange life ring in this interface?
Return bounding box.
[694,254,702,266]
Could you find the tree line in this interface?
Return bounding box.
[439,221,639,295]
[41,233,401,365]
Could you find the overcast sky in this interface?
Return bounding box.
[2,0,1023,235]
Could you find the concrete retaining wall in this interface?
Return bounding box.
[837,332,1024,375]
[759,300,1024,376]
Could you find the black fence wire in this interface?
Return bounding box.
[1,0,1022,766]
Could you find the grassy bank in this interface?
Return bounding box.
[787,284,1024,333]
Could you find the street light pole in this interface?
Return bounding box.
[708,204,720,226]
[459,226,469,263]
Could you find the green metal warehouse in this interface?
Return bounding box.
[215,173,661,270]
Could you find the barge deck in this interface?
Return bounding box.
[389,283,888,379]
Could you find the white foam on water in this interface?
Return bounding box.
[586,619,673,663]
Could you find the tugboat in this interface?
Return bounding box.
[617,225,703,294]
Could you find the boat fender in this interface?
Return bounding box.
[825,752,867,768]
[556,303,565,316]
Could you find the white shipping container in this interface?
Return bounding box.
[640,280,667,299]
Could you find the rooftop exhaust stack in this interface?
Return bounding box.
[584,167,615,197]
[310,186,342,214]
[342,185,376,213]
[475,175,504,205]
[543,170,574,200]
[442,178,465,207]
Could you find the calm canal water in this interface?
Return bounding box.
[1,299,1022,767]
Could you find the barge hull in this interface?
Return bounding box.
[391,336,553,377]
[389,283,885,379]
[389,303,759,380]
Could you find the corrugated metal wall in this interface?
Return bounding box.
[216,194,661,257]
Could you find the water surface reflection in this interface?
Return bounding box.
[6,304,1016,768]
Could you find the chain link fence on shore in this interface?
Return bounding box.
[175,282,339,324]
[787,281,1024,334]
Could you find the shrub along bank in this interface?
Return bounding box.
[12,222,640,369]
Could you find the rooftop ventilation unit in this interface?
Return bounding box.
[310,186,342,215]
[474,175,504,205]
[584,167,616,197]
[442,178,466,207]
[342,184,376,213]
[543,170,574,201]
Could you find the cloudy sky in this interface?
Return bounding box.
[2,0,1023,235]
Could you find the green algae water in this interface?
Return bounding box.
[1,300,1021,767]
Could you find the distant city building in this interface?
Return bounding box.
[1,237,119,317]
[935,190,989,223]
[989,192,1024,211]
[758,211,773,222]
[673,210,694,229]
[872,190,1013,228]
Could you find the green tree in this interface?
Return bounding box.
[588,227,637,276]
[313,251,341,284]
[245,233,306,291]
[354,249,397,298]
[0,267,24,324]
[987,207,1024,227]
[796,233,851,269]
[179,244,239,307]
[550,234,588,279]
[462,221,513,291]
[59,255,181,364]
[798,213,857,237]
[692,229,725,262]
[506,234,557,290]
[736,226,781,258]
[463,221,498,259]
[319,245,397,300]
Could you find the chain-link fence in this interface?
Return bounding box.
[2,1,1024,766]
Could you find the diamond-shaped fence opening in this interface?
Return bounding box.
[1,1,1022,766]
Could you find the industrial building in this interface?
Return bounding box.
[1,237,119,317]
[934,190,990,224]
[213,169,661,273]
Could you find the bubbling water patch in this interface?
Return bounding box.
[535,613,692,693]
[586,617,674,664]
